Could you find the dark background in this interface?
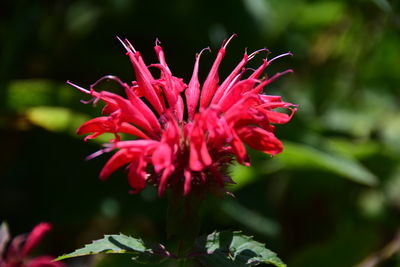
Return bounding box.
[1,0,400,266]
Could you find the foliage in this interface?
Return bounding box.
[56,231,285,267]
[56,234,168,265]
[195,231,286,266]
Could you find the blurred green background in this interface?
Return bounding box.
[1,0,400,266]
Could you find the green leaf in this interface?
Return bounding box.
[195,231,286,267]
[296,2,345,28]
[24,106,126,144]
[276,142,378,186]
[26,106,89,133]
[55,233,170,264]
[381,114,400,154]
[325,138,380,160]
[384,165,400,208]
[7,79,77,111]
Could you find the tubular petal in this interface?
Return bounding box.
[218,79,259,111]
[189,118,212,171]
[176,95,185,121]
[113,140,159,149]
[158,165,175,196]
[99,149,135,180]
[127,51,165,114]
[124,86,161,134]
[127,156,147,194]
[183,169,192,195]
[152,143,172,173]
[119,123,151,139]
[238,126,283,155]
[77,117,115,135]
[261,110,291,124]
[99,91,154,134]
[199,46,226,108]
[248,59,269,80]
[22,223,52,257]
[211,53,249,105]
[154,44,172,73]
[230,130,249,165]
[185,50,204,120]
[151,64,178,108]
[250,69,293,95]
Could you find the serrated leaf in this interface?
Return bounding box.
[195,231,286,267]
[55,233,169,264]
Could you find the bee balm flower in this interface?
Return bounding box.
[70,35,297,196]
[0,222,64,267]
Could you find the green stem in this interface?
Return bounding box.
[177,258,187,267]
[166,188,202,260]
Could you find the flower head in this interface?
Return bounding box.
[0,222,64,267]
[71,35,297,196]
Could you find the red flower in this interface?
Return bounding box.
[70,35,297,196]
[0,222,64,267]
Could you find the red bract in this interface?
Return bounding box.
[70,35,297,196]
[0,223,64,267]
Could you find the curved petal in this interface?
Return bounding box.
[99,149,135,180]
[119,123,150,139]
[199,47,225,108]
[99,91,154,134]
[127,155,147,194]
[152,143,172,173]
[77,116,114,135]
[124,87,161,134]
[189,116,212,171]
[262,110,291,124]
[113,140,159,149]
[158,165,175,196]
[238,126,283,156]
[230,130,249,166]
[7,234,25,259]
[217,79,258,111]
[211,53,249,105]
[127,51,165,114]
[183,169,192,196]
[22,223,52,257]
[185,50,205,120]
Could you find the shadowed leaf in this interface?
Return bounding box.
[195,231,286,266]
[55,234,170,264]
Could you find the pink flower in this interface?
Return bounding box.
[0,222,64,267]
[70,35,297,196]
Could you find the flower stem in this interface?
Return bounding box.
[177,258,187,267]
[166,188,202,259]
